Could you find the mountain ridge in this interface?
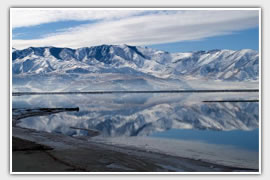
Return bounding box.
[12,44,259,81]
[12,44,259,92]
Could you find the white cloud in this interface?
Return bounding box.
[12,10,259,49]
[11,9,145,28]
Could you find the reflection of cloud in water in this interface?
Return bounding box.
[13,92,259,138]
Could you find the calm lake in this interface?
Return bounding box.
[12,92,259,151]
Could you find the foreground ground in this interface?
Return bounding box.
[12,126,258,172]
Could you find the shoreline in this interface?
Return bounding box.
[12,126,258,173]
[12,89,259,96]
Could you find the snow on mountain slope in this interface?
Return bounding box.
[171,49,259,81]
[12,44,259,91]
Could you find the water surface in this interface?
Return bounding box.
[12,92,259,152]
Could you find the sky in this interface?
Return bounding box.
[12,9,260,52]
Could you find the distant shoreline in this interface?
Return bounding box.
[12,89,259,96]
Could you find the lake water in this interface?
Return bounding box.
[12,92,259,152]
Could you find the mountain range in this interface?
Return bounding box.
[12,44,259,91]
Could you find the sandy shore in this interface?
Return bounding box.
[12,126,258,173]
[12,136,83,172]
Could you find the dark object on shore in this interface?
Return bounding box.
[13,137,53,151]
[37,107,80,112]
[203,100,259,103]
[12,107,80,126]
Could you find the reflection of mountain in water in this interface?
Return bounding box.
[84,102,258,136]
[14,93,259,137]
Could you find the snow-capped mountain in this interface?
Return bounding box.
[12,44,259,91]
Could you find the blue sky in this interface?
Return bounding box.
[148,27,259,52]
[12,20,95,40]
[12,9,259,51]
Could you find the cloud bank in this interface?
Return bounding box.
[12,9,259,49]
[12,9,145,28]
